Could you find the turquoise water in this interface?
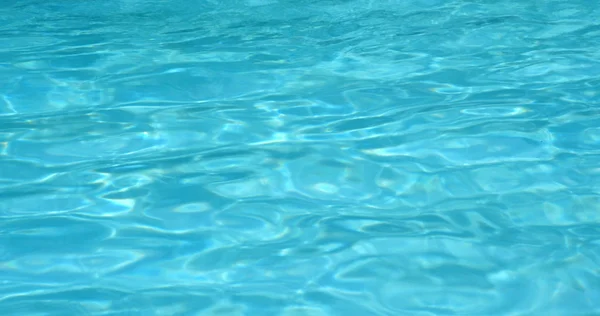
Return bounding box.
[1,0,600,314]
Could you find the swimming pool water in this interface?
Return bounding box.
[1,0,600,315]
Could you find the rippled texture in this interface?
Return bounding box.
[1,0,600,314]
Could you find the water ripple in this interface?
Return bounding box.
[1,0,600,314]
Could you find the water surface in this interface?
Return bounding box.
[1,0,600,315]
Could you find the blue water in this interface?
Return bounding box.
[1,0,600,315]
